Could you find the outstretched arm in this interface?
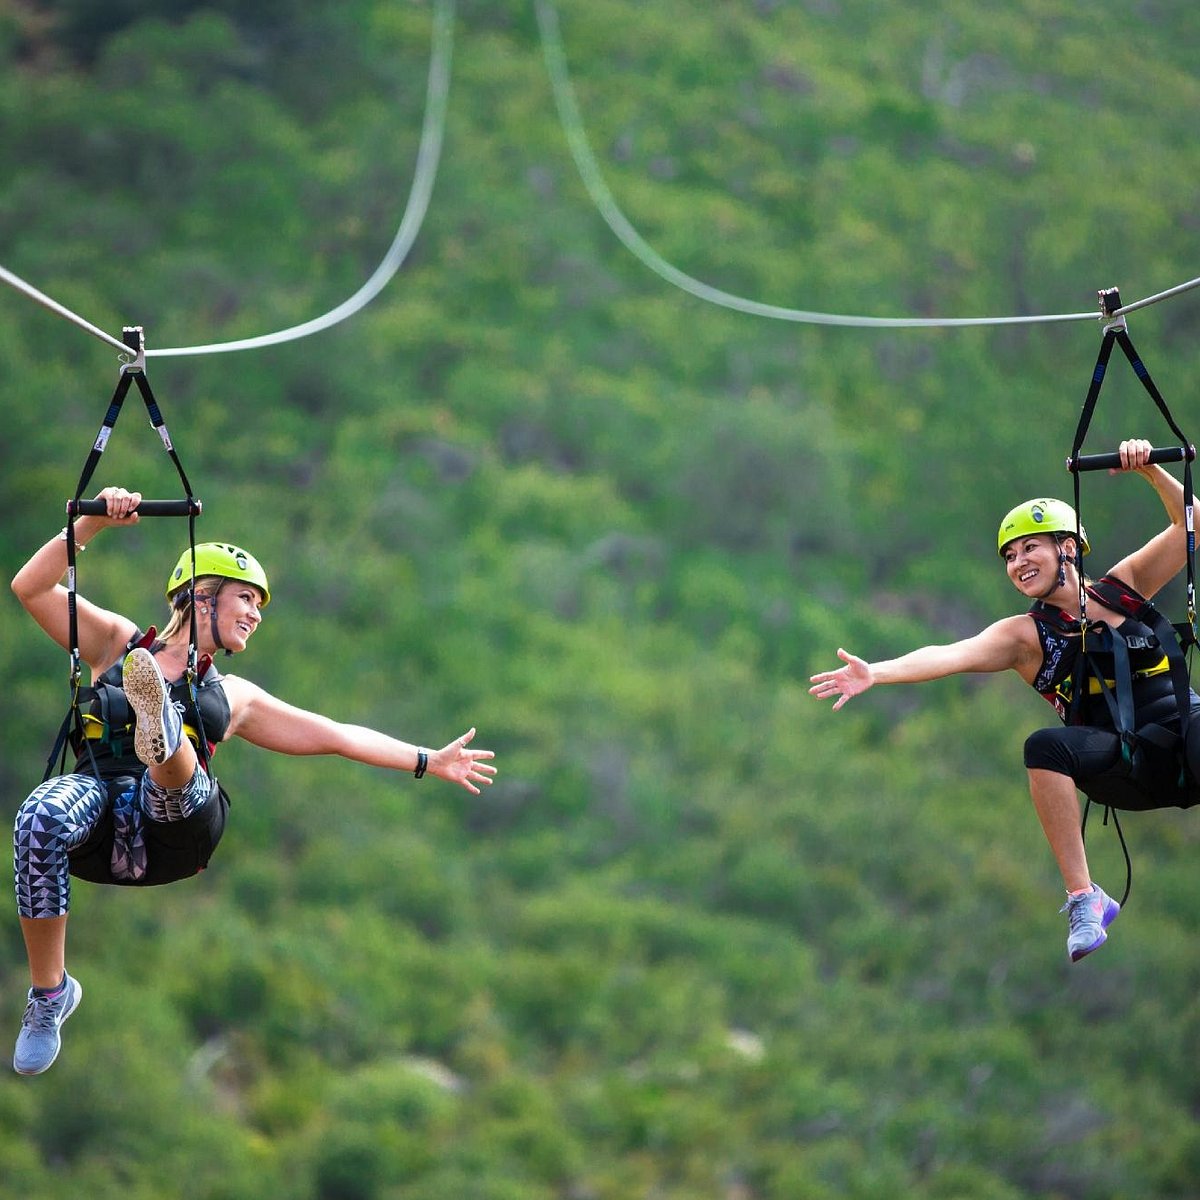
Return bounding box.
[809,615,1035,711]
[1105,438,1189,600]
[9,487,143,672]
[223,676,497,794]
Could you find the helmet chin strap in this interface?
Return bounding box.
[1040,537,1083,605]
[197,589,231,656]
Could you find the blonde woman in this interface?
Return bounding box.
[10,486,496,1074]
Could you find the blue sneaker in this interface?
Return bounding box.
[123,647,182,766]
[1061,884,1120,962]
[13,974,82,1075]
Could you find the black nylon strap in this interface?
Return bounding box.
[1112,327,1197,641]
[1081,800,1132,909]
[1104,629,1137,764]
[1086,578,1195,775]
[1068,327,1118,466]
[1063,305,1197,909]
[65,367,136,688]
[1066,317,1196,747]
[1068,328,1117,631]
[58,328,206,779]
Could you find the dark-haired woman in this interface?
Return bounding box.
[811,440,1198,962]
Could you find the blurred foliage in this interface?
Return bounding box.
[2,1,1200,1198]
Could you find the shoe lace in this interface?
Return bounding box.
[1059,892,1095,935]
[21,992,62,1034]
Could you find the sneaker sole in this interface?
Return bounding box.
[13,978,83,1076]
[1069,897,1121,962]
[123,650,171,766]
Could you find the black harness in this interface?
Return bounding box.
[1056,290,1200,901]
[71,629,232,780]
[1029,575,1198,802]
[43,327,230,887]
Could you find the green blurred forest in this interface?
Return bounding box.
[2,1,1200,1197]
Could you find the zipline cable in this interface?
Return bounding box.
[0,0,454,362]
[4,0,1197,351]
[146,0,454,358]
[1110,275,1200,319]
[534,0,1167,330]
[0,265,137,357]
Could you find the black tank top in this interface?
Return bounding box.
[73,629,232,780]
[1029,579,1177,726]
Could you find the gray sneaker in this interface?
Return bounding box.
[13,974,82,1075]
[1061,884,1120,962]
[123,647,182,766]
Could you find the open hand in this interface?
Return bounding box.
[433,727,497,794]
[809,648,873,711]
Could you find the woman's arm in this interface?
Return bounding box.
[10,487,143,672]
[1105,439,1188,600]
[809,615,1036,711]
[223,676,497,794]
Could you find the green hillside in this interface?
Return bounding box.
[2,2,1200,1197]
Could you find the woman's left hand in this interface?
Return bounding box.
[432,727,497,794]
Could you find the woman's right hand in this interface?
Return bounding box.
[94,485,142,522]
[809,648,874,711]
[11,487,141,667]
[75,486,143,540]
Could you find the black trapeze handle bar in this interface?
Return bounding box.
[67,498,202,517]
[1067,445,1196,473]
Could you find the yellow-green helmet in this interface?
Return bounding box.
[997,498,1089,557]
[166,542,271,605]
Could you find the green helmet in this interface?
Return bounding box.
[166,542,271,605]
[997,498,1089,557]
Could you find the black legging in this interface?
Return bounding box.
[1024,703,1200,811]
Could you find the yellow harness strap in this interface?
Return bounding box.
[1086,655,1170,694]
[82,715,203,750]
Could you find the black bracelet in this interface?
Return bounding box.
[414,750,428,779]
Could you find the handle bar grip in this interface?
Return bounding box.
[1067,445,1195,473]
[67,498,202,517]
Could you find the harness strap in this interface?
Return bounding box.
[54,327,209,782]
[1089,576,1196,786]
[1112,328,1198,645]
[1068,296,1196,632]
[1085,656,1168,692]
[1081,800,1132,908]
[1087,625,1139,766]
[1063,291,1198,908]
[1067,324,1117,631]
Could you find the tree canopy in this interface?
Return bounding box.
[2,2,1200,1197]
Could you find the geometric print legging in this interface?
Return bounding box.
[13,766,210,919]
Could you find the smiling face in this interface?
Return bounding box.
[197,581,265,653]
[1002,532,1076,599]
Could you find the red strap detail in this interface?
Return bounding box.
[136,625,158,650]
[1087,574,1146,618]
[1029,602,1078,631]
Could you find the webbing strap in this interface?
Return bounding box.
[1081,800,1132,908]
[1065,291,1198,908]
[1083,628,1138,766]
[55,326,209,779]
[1067,315,1196,742]
[1112,327,1197,635]
[1084,578,1195,760]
